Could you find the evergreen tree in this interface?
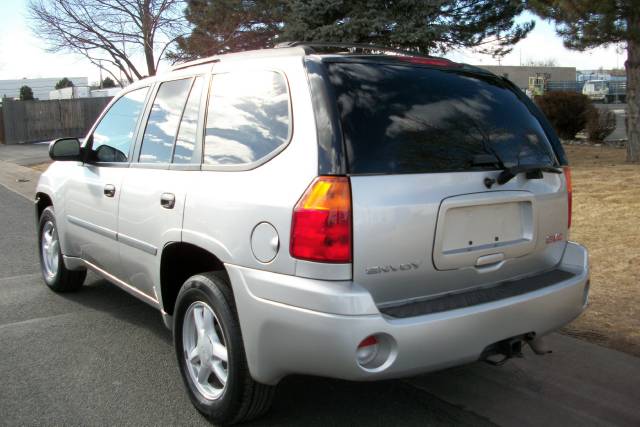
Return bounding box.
[55,77,74,90]
[19,85,34,101]
[529,0,640,162]
[283,0,533,55]
[173,0,534,60]
[171,0,287,60]
[101,77,116,88]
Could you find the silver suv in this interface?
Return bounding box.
[36,44,589,424]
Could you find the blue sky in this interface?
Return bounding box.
[0,1,625,84]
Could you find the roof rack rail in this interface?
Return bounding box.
[275,41,428,58]
[171,57,220,71]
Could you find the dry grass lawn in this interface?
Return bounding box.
[561,145,640,356]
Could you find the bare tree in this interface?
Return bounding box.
[28,0,187,84]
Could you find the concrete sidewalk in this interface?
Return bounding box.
[410,334,640,426]
[0,155,638,426]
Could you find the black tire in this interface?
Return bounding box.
[38,206,86,292]
[174,271,275,425]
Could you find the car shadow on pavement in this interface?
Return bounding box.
[58,273,173,344]
[248,376,492,427]
[57,274,491,426]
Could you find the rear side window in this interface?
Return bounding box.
[173,76,204,164]
[203,71,290,166]
[326,62,557,174]
[139,78,192,163]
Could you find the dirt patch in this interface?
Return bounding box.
[561,144,640,356]
[29,162,52,172]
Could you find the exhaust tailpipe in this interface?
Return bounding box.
[482,332,552,366]
[482,337,524,366]
[525,334,552,355]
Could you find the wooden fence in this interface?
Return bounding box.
[0,107,4,144]
[1,97,112,145]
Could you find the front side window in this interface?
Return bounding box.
[91,87,148,162]
[139,78,192,163]
[204,71,290,166]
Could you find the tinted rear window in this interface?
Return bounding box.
[326,62,557,174]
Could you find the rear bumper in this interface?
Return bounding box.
[227,242,589,385]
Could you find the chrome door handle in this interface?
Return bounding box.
[104,184,116,198]
[160,193,175,209]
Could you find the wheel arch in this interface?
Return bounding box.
[159,241,227,316]
[35,192,53,222]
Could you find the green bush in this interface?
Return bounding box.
[534,91,592,140]
[586,107,616,142]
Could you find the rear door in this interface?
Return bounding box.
[323,60,569,305]
[117,76,205,301]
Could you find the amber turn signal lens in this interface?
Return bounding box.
[290,176,352,263]
[564,166,572,229]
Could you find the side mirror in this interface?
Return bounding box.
[49,138,83,161]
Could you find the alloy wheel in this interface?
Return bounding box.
[182,301,229,400]
[41,221,59,278]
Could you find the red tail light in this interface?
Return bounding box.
[290,176,352,263]
[564,166,572,228]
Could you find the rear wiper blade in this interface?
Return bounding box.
[496,164,562,185]
[471,154,502,167]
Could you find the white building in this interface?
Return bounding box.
[0,77,89,100]
[90,87,122,98]
[49,86,91,99]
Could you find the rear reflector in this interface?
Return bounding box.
[290,176,352,263]
[564,167,572,228]
[356,335,379,366]
[358,336,378,348]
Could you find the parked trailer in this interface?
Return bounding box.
[546,81,584,93]
[582,80,627,103]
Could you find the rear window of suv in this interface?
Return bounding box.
[325,62,558,175]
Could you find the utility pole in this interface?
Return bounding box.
[99,59,103,89]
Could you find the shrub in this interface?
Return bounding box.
[19,85,34,101]
[534,91,592,139]
[586,107,616,142]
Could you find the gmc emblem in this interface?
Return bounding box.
[545,233,564,244]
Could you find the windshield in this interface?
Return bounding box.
[326,62,557,175]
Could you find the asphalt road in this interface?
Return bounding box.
[1,181,639,426]
[0,185,490,426]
